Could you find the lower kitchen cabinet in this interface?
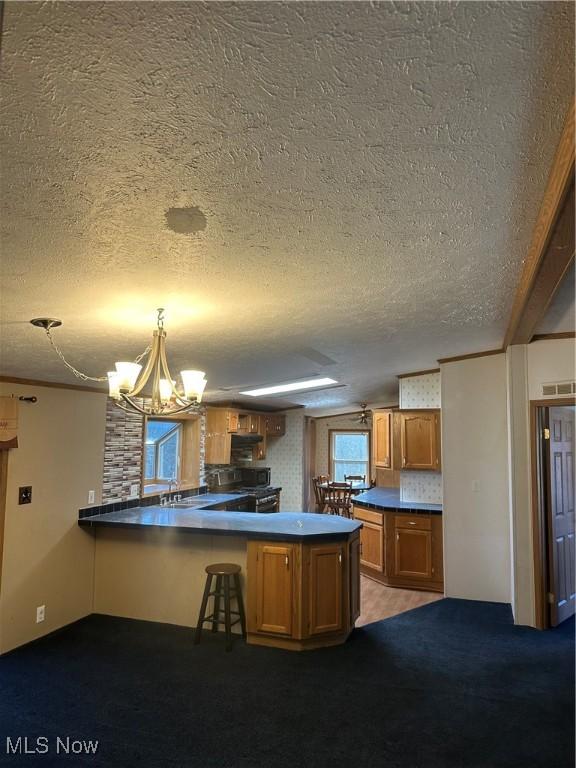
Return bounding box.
[246,532,359,650]
[354,506,384,572]
[352,505,443,592]
[254,543,294,636]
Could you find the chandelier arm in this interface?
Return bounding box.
[158,329,184,401]
[128,332,160,397]
[152,336,163,412]
[45,328,108,382]
[44,327,152,384]
[118,393,203,418]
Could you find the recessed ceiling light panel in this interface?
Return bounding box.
[240,378,338,397]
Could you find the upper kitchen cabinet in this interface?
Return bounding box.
[238,412,260,434]
[399,410,441,471]
[373,411,392,468]
[227,411,240,433]
[265,414,286,436]
[205,408,232,464]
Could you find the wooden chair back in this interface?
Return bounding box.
[312,476,330,513]
[326,481,353,518]
[344,474,366,483]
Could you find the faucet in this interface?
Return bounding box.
[168,479,181,502]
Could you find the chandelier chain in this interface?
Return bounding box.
[44,327,151,383]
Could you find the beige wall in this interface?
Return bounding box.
[441,354,511,604]
[94,528,246,631]
[314,413,372,478]
[507,337,576,626]
[0,383,107,654]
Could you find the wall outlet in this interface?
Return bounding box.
[88,490,95,504]
[36,605,45,623]
[18,486,32,505]
[130,484,139,498]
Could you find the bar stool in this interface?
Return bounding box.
[194,563,246,651]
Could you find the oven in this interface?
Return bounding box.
[240,467,271,487]
[255,493,279,514]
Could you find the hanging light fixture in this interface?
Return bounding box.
[30,308,207,417]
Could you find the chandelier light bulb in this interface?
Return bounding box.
[114,362,142,391]
[107,371,121,399]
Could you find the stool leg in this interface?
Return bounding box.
[223,575,233,652]
[233,572,246,638]
[194,573,212,645]
[212,575,222,633]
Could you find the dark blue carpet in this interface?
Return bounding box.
[0,599,573,767]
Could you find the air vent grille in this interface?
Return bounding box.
[541,381,576,397]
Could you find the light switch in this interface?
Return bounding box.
[18,486,32,504]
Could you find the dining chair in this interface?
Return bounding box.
[325,482,353,518]
[344,474,366,484]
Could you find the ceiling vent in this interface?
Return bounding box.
[541,381,576,397]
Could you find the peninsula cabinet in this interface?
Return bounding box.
[400,410,441,470]
[352,505,443,592]
[246,532,360,650]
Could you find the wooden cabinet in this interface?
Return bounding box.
[254,543,294,635]
[308,543,344,635]
[227,411,239,433]
[372,409,401,488]
[400,410,441,470]
[238,412,260,434]
[353,505,443,592]
[265,414,286,436]
[353,506,384,572]
[393,516,432,580]
[252,415,268,461]
[373,411,392,468]
[349,535,361,624]
[205,408,232,464]
[247,533,359,650]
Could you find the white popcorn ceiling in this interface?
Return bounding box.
[0,1,574,416]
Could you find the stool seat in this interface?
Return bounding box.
[195,562,246,651]
[205,563,241,576]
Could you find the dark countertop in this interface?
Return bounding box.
[78,507,362,542]
[353,487,442,514]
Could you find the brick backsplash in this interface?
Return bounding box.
[101,398,206,504]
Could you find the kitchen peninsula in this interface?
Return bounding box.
[79,507,361,651]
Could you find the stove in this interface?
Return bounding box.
[208,470,281,513]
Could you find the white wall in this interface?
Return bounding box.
[441,354,511,604]
[0,383,107,654]
[507,337,576,625]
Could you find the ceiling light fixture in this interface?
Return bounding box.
[30,308,207,417]
[240,377,338,397]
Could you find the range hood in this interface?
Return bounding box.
[231,433,263,445]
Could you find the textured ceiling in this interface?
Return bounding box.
[0,1,574,414]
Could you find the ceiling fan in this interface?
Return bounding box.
[350,403,371,424]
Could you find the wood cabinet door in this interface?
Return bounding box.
[373,411,392,468]
[400,412,440,470]
[308,544,344,635]
[394,528,432,579]
[255,544,294,635]
[349,535,361,623]
[359,521,384,572]
[227,411,239,433]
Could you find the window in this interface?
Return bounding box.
[330,431,370,482]
[143,420,182,494]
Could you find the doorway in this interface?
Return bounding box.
[532,400,576,627]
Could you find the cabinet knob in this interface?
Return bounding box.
[338,552,342,564]
[285,555,289,568]
[409,521,416,526]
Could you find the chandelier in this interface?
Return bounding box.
[30,308,207,417]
